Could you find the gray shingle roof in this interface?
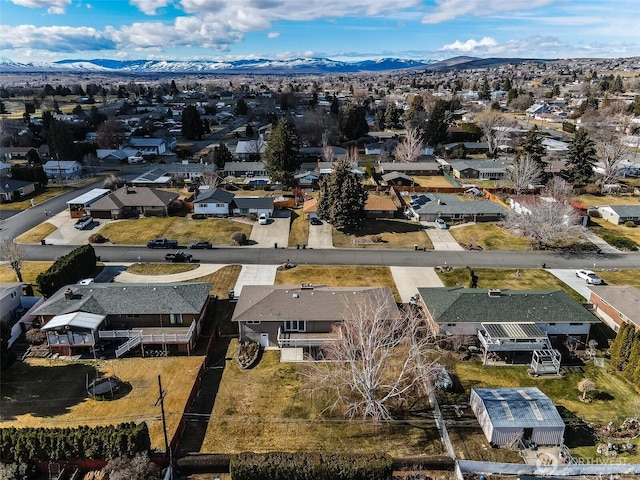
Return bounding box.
[231,197,274,209]
[589,285,640,328]
[32,282,211,316]
[472,387,564,428]
[195,188,235,204]
[409,193,507,216]
[607,205,640,216]
[232,285,398,323]
[88,186,178,210]
[418,287,599,324]
[0,178,34,192]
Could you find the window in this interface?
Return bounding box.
[284,320,306,332]
[216,203,226,207]
[447,323,457,327]
[548,323,556,326]
[170,313,183,325]
[198,203,207,208]
[246,321,261,325]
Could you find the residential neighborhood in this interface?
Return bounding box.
[1,54,640,479]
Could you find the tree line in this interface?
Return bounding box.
[609,322,640,387]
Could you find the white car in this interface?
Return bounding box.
[435,218,448,229]
[575,269,604,285]
[258,213,268,225]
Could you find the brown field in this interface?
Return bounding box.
[0,356,204,452]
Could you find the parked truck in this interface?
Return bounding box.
[164,251,193,263]
[147,238,178,249]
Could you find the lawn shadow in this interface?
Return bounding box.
[0,361,97,420]
[345,219,424,236]
[557,406,598,447]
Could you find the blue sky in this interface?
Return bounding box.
[1,0,638,63]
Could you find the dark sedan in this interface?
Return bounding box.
[188,240,213,249]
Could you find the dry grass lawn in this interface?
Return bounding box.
[275,265,400,301]
[0,356,205,452]
[576,194,640,206]
[98,217,252,246]
[15,223,57,243]
[332,219,433,249]
[189,264,243,298]
[597,270,640,288]
[126,263,200,275]
[411,176,456,188]
[436,267,583,302]
[449,223,530,251]
[0,187,74,211]
[200,340,443,456]
[589,217,640,246]
[0,261,53,283]
[288,208,309,247]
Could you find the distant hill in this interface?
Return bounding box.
[425,56,551,71]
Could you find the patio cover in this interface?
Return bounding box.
[42,312,105,331]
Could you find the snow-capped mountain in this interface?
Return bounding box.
[0,57,436,74]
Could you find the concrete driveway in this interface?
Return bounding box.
[547,268,597,300]
[41,211,104,245]
[232,264,279,296]
[247,211,291,248]
[423,223,464,251]
[390,266,444,303]
[307,220,333,249]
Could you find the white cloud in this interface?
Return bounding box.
[9,0,71,14]
[441,37,497,52]
[267,32,280,39]
[0,24,116,52]
[422,0,555,23]
[130,0,172,15]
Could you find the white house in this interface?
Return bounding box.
[43,160,83,180]
[193,188,235,216]
[128,137,168,156]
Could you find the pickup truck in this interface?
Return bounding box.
[164,251,193,263]
[147,238,178,249]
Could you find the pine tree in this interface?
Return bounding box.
[339,103,369,141]
[478,76,491,101]
[623,332,640,381]
[316,177,330,220]
[609,322,628,370]
[264,116,300,187]
[611,323,635,371]
[212,143,233,170]
[424,99,450,146]
[520,126,546,168]
[181,105,203,140]
[564,128,596,188]
[318,156,367,231]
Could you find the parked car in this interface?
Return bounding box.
[74,215,93,230]
[435,218,448,229]
[76,278,94,285]
[575,269,604,285]
[309,217,322,225]
[164,251,193,262]
[147,238,178,249]
[188,240,212,249]
[258,213,268,225]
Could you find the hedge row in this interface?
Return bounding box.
[36,244,97,297]
[230,452,393,480]
[0,422,150,464]
[602,234,639,251]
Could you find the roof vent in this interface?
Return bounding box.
[293,293,299,298]
[488,289,502,297]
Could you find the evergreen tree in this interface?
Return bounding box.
[564,128,596,188]
[624,332,640,381]
[520,126,546,167]
[339,104,369,141]
[212,143,233,170]
[424,99,450,146]
[47,118,75,160]
[609,322,628,370]
[478,76,491,101]
[617,324,637,371]
[181,105,203,140]
[404,96,427,131]
[264,117,300,187]
[330,97,340,116]
[384,103,401,129]
[319,156,368,231]
[316,176,331,220]
[234,99,248,116]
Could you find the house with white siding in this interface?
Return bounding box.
[193,188,235,216]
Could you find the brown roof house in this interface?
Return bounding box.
[232,284,399,360]
[303,195,397,220]
[32,282,212,358]
[588,285,640,332]
[86,185,179,219]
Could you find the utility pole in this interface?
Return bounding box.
[155,375,173,478]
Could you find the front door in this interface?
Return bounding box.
[260,333,269,348]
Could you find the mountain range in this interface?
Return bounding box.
[0,56,546,75]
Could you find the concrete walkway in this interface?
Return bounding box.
[113,263,227,283]
[390,266,445,303]
[232,264,279,296]
[580,227,620,254]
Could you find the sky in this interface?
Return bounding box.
[0,0,639,63]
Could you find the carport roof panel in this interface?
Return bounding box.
[482,322,547,339]
[42,311,106,331]
[66,189,111,205]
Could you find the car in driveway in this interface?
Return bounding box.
[435,218,448,229]
[309,217,322,225]
[258,213,268,225]
[188,240,212,249]
[74,215,93,230]
[575,269,604,285]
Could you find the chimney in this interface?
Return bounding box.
[64,288,73,300]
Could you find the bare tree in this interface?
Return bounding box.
[95,118,125,149]
[506,153,543,195]
[200,168,220,189]
[505,197,581,249]
[104,453,160,480]
[543,176,573,200]
[303,291,441,423]
[592,132,628,194]
[394,128,424,163]
[474,109,507,157]
[0,240,24,282]
[103,174,126,190]
[245,137,265,160]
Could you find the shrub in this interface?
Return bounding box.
[0,462,36,480]
[191,213,206,220]
[602,234,639,251]
[584,183,600,194]
[88,233,108,243]
[25,328,46,345]
[36,245,97,297]
[231,232,247,246]
[624,221,636,228]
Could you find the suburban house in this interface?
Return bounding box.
[597,205,640,225]
[446,159,510,180]
[86,185,180,219]
[0,282,42,348]
[43,160,83,180]
[0,146,42,162]
[66,188,111,217]
[0,178,36,203]
[223,161,268,178]
[166,162,215,182]
[364,194,399,219]
[96,148,143,165]
[230,196,274,217]
[193,188,235,216]
[381,171,415,186]
[234,139,266,160]
[406,193,507,223]
[379,161,440,176]
[417,287,599,353]
[31,282,212,358]
[232,284,398,360]
[130,168,174,187]
[525,103,551,117]
[588,285,640,332]
[294,170,320,186]
[470,387,565,447]
[128,137,170,156]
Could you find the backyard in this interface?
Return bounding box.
[332,219,433,250]
[0,356,205,452]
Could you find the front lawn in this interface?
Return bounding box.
[0,187,74,211]
[589,217,640,249]
[436,267,583,302]
[576,194,640,207]
[449,223,530,251]
[98,217,252,246]
[288,208,309,247]
[597,269,640,288]
[15,222,57,243]
[0,356,205,452]
[126,262,200,275]
[200,340,444,457]
[332,219,433,250]
[0,261,52,284]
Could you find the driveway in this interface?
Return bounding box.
[390,266,444,303]
[41,211,104,245]
[547,269,595,300]
[307,221,333,249]
[247,211,291,248]
[232,264,279,296]
[422,223,464,251]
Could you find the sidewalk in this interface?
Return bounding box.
[112,263,227,283]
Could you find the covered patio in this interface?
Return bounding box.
[42,312,106,358]
[478,322,551,366]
